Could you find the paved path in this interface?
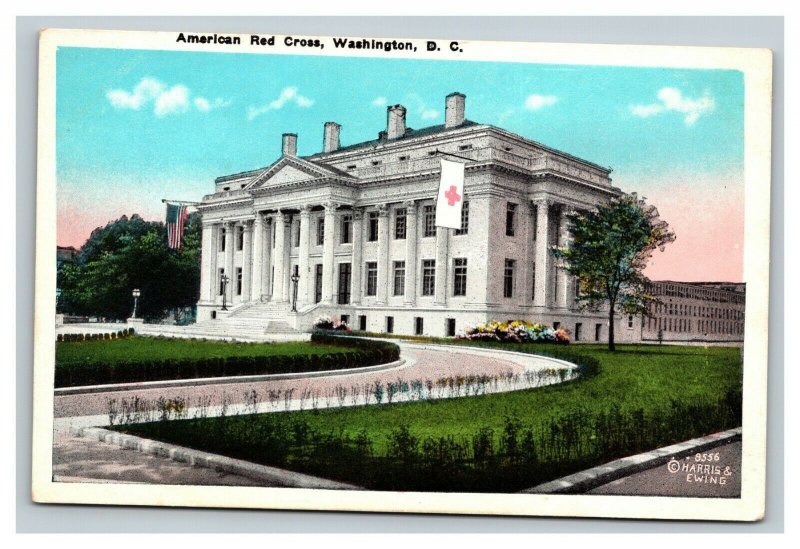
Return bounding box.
[52,342,575,486]
[588,441,741,497]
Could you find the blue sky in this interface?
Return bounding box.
[56,46,745,280]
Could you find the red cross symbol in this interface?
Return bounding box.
[444,185,461,206]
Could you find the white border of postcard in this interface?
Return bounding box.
[32,28,772,521]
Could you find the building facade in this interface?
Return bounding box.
[195,92,647,341]
[642,281,746,343]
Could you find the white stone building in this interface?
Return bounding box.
[195,92,643,342]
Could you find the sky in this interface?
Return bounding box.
[56,47,745,282]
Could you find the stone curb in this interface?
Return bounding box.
[74,426,364,490]
[55,358,406,396]
[521,427,742,494]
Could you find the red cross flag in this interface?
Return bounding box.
[435,158,465,229]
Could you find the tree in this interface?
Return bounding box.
[553,193,676,351]
[58,213,202,321]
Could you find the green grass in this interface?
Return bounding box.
[118,343,742,492]
[56,336,354,366]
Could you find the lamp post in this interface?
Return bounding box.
[290,272,300,312]
[132,288,141,319]
[221,274,230,311]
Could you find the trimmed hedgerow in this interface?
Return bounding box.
[54,335,399,388]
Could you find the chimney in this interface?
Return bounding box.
[386,105,406,140]
[323,122,341,153]
[445,92,466,128]
[281,133,297,157]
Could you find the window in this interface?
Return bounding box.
[423,205,436,237]
[506,203,517,236]
[628,315,634,329]
[503,259,515,298]
[237,226,244,250]
[271,223,276,248]
[368,211,379,242]
[455,201,469,235]
[340,314,349,326]
[422,259,436,296]
[395,208,407,239]
[346,164,357,171]
[393,261,405,296]
[445,318,456,337]
[414,317,424,336]
[553,321,561,330]
[453,258,467,296]
[220,229,226,252]
[218,268,225,295]
[386,316,394,334]
[371,160,382,166]
[314,265,323,303]
[236,267,242,295]
[399,155,409,161]
[575,323,582,342]
[316,217,325,246]
[358,315,367,331]
[458,144,473,151]
[595,323,602,342]
[293,220,300,247]
[365,262,378,296]
[340,214,352,244]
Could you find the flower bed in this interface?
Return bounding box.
[313,315,351,332]
[459,320,570,344]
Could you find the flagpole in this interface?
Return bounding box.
[162,198,201,206]
[434,149,474,163]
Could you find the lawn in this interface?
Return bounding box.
[54,335,400,387]
[118,343,742,492]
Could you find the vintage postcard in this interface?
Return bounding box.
[32,28,772,521]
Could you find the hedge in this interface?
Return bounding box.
[54,334,400,388]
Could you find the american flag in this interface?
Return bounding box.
[166,203,190,249]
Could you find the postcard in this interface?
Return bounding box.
[32,28,772,521]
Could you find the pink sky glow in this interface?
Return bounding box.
[57,172,745,283]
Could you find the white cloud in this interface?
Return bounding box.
[107,77,228,117]
[247,86,315,121]
[421,109,439,120]
[630,87,715,126]
[154,84,189,117]
[371,96,387,107]
[524,94,558,110]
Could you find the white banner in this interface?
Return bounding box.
[435,158,465,229]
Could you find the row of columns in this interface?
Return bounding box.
[199,197,576,311]
[532,198,575,309]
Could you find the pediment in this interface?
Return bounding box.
[244,156,353,190]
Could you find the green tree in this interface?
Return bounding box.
[57,213,201,321]
[553,193,676,351]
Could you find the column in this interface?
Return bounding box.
[533,199,552,307]
[434,226,449,306]
[298,205,311,307]
[272,212,286,302]
[522,201,536,306]
[557,207,574,309]
[403,200,418,305]
[250,213,264,302]
[350,208,363,305]
[199,220,214,301]
[321,202,337,304]
[223,222,235,305]
[262,217,272,299]
[241,220,253,303]
[282,215,292,302]
[375,204,389,305]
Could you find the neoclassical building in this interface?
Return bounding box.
[195,92,644,341]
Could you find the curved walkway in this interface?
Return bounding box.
[53,342,576,432]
